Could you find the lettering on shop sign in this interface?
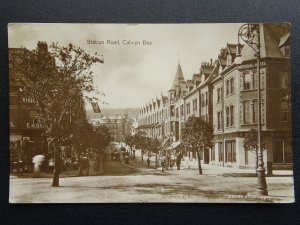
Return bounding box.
[26,122,47,129]
[237,61,266,70]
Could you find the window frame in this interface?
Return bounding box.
[281,99,289,122]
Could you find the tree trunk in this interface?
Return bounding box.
[255,150,258,176]
[99,152,104,174]
[197,149,202,175]
[94,150,104,174]
[52,142,60,187]
[141,150,143,162]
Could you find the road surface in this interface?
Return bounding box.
[9,157,294,203]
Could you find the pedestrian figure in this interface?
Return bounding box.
[176,152,183,170]
[79,152,89,176]
[161,156,165,172]
[147,157,150,167]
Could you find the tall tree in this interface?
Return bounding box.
[149,138,160,154]
[133,130,147,161]
[93,125,112,174]
[124,134,134,154]
[10,42,104,186]
[182,116,213,174]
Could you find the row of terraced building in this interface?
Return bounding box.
[137,24,292,169]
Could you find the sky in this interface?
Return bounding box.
[8,23,242,109]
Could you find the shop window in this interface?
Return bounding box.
[218,142,223,162]
[225,141,236,163]
[211,147,215,161]
[273,140,284,163]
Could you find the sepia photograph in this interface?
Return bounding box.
[8,23,294,203]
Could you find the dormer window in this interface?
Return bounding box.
[201,74,205,82]
[227,54,232,66]
[285,45,290,57]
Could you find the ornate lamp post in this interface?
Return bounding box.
[236,23,268,196]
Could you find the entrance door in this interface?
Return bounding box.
[273,140,284,163]
[204,148,210,164]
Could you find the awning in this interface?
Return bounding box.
[10,135,22,141]
[172,141,182,149]
[165,140,182,150]
[148,123,155,128]
[161,136,170,148]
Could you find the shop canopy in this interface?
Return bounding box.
[166,140,182,150]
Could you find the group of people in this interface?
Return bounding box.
[144,151,183,172]
[160,152,183,172]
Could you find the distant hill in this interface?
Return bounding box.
[86,107,139,119]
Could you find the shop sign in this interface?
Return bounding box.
[10,122,16,128]
[26,122,47,129]
[237,61,266,70]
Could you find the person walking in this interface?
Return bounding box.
[147,157,150,167]
[161,156,165,172]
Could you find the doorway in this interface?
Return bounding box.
[204,148,210,164]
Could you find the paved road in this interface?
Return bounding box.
[9,157,294,203]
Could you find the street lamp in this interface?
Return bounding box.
[236,23,268,196]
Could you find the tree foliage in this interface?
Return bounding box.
[182,116,213,149]
[243,128,267,153]
[93,125,112,150]
[243,128,267,172]
[124,134,134,150]
[182,116,213,174]
[9,42,104,186]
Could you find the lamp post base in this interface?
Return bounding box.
[256,189,268,196]
[256,167,268,196]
